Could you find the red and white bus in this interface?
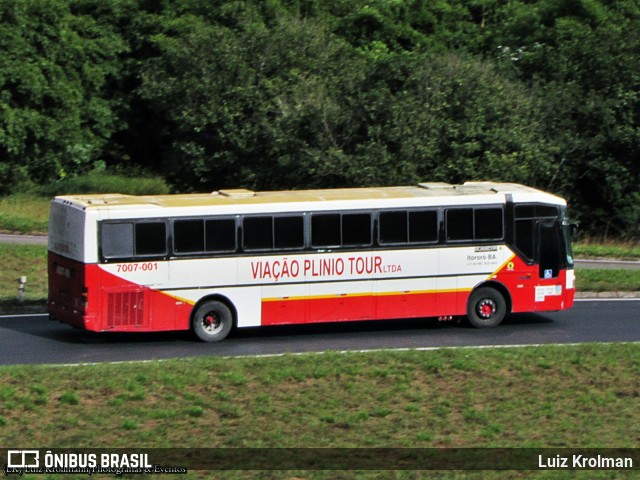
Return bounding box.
[48,182,575,342]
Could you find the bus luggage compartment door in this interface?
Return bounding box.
[102,286,150,330]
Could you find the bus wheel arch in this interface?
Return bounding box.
[466,283,510,328]
[191,295,236,342]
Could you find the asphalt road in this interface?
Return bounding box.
[0,299,637,366]
[0,233,48,245]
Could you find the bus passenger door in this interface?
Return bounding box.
[534,221,565,311]
[538,222,562,280]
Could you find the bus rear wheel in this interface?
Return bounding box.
[466,287,506,328]
[192,300,233,342]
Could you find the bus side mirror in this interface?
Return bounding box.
[570,223,579,236]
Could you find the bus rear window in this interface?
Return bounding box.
[101,223,134,259]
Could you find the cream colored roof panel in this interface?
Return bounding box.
[54,182,560,210]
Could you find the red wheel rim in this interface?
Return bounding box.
[477,299,496,319]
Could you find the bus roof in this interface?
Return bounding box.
[53,182,565,211]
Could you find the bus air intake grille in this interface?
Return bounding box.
[106,290,145,328]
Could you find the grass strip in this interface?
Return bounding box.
[0,344,637,479]
[574,242,640,260]
[0,194,49,234]
[0,244,48,302]
[576,269,640,292]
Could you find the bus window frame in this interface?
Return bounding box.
[310,210,373,250]
[377,208,440,246]
[444,205,505,244]
[512,203,562,265]
[242,213,306,253]
[99,219,169,262]
[171,216,238,257]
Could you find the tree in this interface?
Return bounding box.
[0,0,126,193]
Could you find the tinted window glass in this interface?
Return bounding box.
[274,216,304,249]
[515,205,535,219]
[135,222,166,256]
[537,205,559,218]
[244,216,273,250]
[447,209,473,241]
[539,222,561,278]
[102,222,133,258]
[516,205,559,219]
[312,214,341,247]
[475,208,503,239]
[174,219,204,253]
[379,211,408,244]
[206,219,236,252]
[409,210,438,243]
[342,213,371,246]
[515,219,534,260]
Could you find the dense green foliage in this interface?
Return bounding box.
[1,0,639,238]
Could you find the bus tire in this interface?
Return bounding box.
[192,300,233,342]
[466,287,506,328]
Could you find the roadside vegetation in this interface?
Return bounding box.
[0,343,637,479]
[0,170,169,234]
[0,195,50,234]
[2,0,640,240]
[574,241,640,261]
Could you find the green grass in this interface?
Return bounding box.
[35,170,171,197]
[0,194,50,234]
[0,244,48,303]
[576,269,640,292]
[0,170,169,233]
[0,344,637,479]
[574,241,640,260]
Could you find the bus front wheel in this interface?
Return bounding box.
[192,300,233,342]
[466,287,506,328]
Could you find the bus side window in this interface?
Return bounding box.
[312,214,341,248]
[243,216,273,251]
[409,210,438,243]
[174,219,205,253]
[101,222,134,259]
[274,216,304,249]
[379,211,408,244]
[205,219,236,252]
[342,213,371,246]
[475,208,503,240]
[135,222,167,256]
[446,209,473,241]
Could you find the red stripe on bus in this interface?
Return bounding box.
[260,291,466,326]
